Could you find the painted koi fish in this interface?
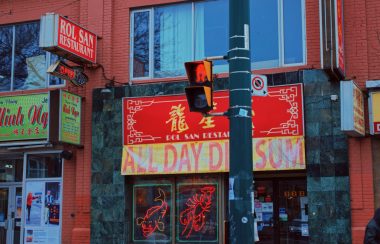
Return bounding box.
[136,188,168,238]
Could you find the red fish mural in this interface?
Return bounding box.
[179,186,216,238]
[136,188,168,238]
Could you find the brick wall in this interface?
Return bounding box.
[344,0,380,242]
[0,0,107,243]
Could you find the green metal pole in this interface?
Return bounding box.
[228,0,254,243]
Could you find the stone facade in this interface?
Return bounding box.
[91,69,351,243]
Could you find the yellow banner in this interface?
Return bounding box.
[373,92,380,121]
[121,136,305,175]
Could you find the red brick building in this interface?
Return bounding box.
[0,0,379,243]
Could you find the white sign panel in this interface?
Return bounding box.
[340,80,365,137]
[251,74,268,96]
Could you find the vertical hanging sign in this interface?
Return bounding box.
[335,0,345,77]
[59,90,82,145]
[369,91,380,135]
[340,80,365,136]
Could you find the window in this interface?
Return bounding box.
[131,0,229,79]
[0,22,64,92]
[26,154,62,178]
[132,176,220,243]
[250,0,305,68]
[131,0,305,79]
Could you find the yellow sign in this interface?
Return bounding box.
[370,92,380,134]
[121,136,305,175]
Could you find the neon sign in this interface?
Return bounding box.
[179,186,216,238]
[136,188,168,238]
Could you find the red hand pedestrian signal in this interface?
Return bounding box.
[184,60,213,113]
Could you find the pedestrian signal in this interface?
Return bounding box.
[184,61,213,113]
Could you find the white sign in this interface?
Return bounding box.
[340,80,365,137]
[251,74,268,96]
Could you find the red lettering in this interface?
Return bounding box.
[164,144,177,172]
[209,142,223,171]
[147,146,157,173]
[123,147,135,173]
[136,147,146,173]
[190,143,203,172]
[255,139,266,169]
[178,144,191,172]
[269,140,282,169]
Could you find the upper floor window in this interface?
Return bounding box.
[130,0,305,80]
[0,21,64,92]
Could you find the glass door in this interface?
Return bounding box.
[0,187,9,243]
[254,180,275,244]
[254,178,308,244]
[278,180,308,244]
[0,186,22,244]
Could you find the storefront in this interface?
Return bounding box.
[120,83,307,243]
[0,91,81,244]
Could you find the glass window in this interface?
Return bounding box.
[154,4,192,78]
[0,158,23,182]
[131,0,305,78]
[177,183,218,242]
[0,25,13,92]
[0,22,64,92]
[251,0,279,68]
[14,22,46,90]
[131,176,220,243]
[26,154,62,178]
[133,184,172,242]
[283,0,304,64]
[195,0,229,74]
[133,11,150,78]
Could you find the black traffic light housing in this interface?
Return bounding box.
[184,60,213,113]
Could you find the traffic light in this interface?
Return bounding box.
[184,60,213,113]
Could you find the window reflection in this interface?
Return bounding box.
[0,21,64,92]
[283,0,304,64]
[195,0,229,74]
[0,159,23,182]
[14,22,46,90]
[27,154,62,178]
[133,11,150,78]
[154,4,192,78]
[0,25,13,91]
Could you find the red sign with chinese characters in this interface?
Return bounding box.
[123,84,304,145]
[57,16,97,63]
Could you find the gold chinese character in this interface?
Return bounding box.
[166,104,189,133]
[199,117,215,129]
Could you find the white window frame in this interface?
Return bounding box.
[130,0,306,80]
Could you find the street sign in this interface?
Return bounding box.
[251,74,268,96]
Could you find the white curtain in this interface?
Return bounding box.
[154,4,192,77]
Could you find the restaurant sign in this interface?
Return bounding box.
[122,84,305,175]
[0,94,49,142]
[369,91,380,135]
[340,80,365,136]
[47,61,88,87]
[59,91,82,145]
[40,13,97,64]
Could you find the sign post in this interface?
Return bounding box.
[228,0,255,243]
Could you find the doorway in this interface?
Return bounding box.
[255,178,308,244]
[0,185,23,244]
[0,157,23,244]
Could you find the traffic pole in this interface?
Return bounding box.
[228,0,255,243]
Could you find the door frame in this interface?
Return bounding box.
[21,151,64,244]
[254,176,307,244]
[0,183,23,244]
